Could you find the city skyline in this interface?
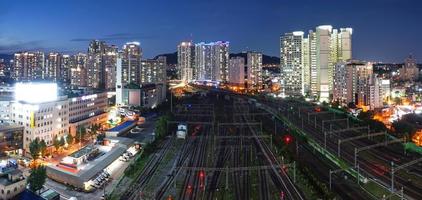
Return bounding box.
[0,0,421,62]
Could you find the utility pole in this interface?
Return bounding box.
[354,148,358,168]
[357,164,360,185]
[225,166,229,190]
[293,161,296,183]
[391,161,395,192]
[170,89,173,113]
[329,169,332,190]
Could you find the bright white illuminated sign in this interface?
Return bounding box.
[15,83,58,103]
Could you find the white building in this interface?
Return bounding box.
[10,83,69,153]
[68,92,108,136]
[195,41,229,82]
[121,42,142,85]
[280,31,304,97]
[13,51,45,81]
[177,41,195,82]
[281,25,352,101]
[333,61,383,110]
[380,79,391,101]
[247,51,263,90]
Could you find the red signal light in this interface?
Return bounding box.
[199,171,205,178]
[283,135,293,144]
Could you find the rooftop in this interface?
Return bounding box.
[107,120,136,132]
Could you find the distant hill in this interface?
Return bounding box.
[154,52,177,65]
[155,52,279,65]
[230,53,279,65]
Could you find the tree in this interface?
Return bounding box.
[59,137,65,147]
[53,135,61,152]
[66,134,74,145]
[28,165,47,194]
[357,111,373,121]
[88,124,99,140]
[39,140,47,157]
[29,138,40,158]
[155,115,170,139]
[394,97,402,105]
[75,126,86,143]
[392,120,416,136]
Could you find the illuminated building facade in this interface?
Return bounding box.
[280,32,304,97]
[10,83,69,153]
[140,56,166,84]
[13,51,45,81]
[247,51,263,90]
[333,61,382,109]
[45,52,62,81]
[281,26,352,101]
[195,41,229,82]
[61,54,72,84]
[68,92,108,136]
[70,53,87,87]
[228,57,245,86]
[399,54,419,81]
[120,42,142,85]
[177,41,195,82]
[86,40,106,89]
[104,45,118,90]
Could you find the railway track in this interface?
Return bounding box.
[120,138,174,200]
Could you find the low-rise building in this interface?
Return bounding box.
[46,137,134,191]
[9,83,69,153]
[0,168,26,200]
[68,92,108,136]
[117,83,166,109]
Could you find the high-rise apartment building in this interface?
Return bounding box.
[333,61,382,109]
[247,51,263,90]
[104,45,118,90]
[177,41,195,82]
[86,40,106,88]
[399,54,419,81]
[70,53,87,87]
[140,56,167,84]
[45,52,62,81]
[281,25,352,101]
[280,32,304,97]
[228,57,245,86]
[195,41,229,82]
[119,42,142,85]
[13,51,45,81]
[61,55,72,84]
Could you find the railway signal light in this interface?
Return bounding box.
[199,171,205,177]
[283,134,293,145]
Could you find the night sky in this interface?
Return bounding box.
[0,0,421,62]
